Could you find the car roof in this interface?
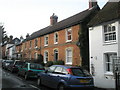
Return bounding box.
[25,62,42,65]
[52,65,81,69]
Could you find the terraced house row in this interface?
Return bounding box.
[2,1,99,70]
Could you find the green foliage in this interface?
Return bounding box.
[45,61,53,67]
[45,60,65,67]
[53,60,64,65]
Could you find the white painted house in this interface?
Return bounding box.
[88,1,120,89]
[6,38,20,60]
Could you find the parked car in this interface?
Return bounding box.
[37,65,94,90]
[2,60,14,70]
[7,60,25,73]
[17,62,45,80]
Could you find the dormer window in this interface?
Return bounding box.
[103,24,116,42]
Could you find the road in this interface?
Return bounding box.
[1,65,52,90]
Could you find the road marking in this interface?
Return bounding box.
[29,84,41,90]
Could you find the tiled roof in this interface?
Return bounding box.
[25,5,99,41]
[88,1,120,26]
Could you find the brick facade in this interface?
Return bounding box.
[21,25,81,66]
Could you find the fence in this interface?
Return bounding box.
[112,57,120,90]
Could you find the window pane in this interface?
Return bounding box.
[55,33,58,42]
[44,51,48,63]
[45,36,48,45]
[112,26,115,31]
[68,35,71,40]
[104,25,107,33]
[54,50,58,61]
[66,49,72,64]
[66,29,72,41]
[105,53,117,72]
[113,32,116,40]
[108,26,111,32]
[54,67,63,73]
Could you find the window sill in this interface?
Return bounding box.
[44,45,48,47]
[104,72,114,76]
[65,62,72,65]
[66,40,72,43]
[103,41,117,46]
[34,46,38,49]
[54,42,58,45]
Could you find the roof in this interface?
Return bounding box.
[16,42,22,46]
[8,38,20,44]
[25,5,99,41]
[88,1,120,26]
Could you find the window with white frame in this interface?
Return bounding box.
[103,24,116,42]
[44,36,48,46]
[34,52,38,60]
[54,32,58,44]
[25,43,27,49]
[66,48,72,64]
[30,41,32,48]
[66,28,72,42]
[104,53,117,72]
[34,39,38,48]
[29,53,32,60]
[44,51,48,63]
[54,49,58,61]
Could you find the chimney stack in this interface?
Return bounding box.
[50,13,58,26]
[89,0,97,9]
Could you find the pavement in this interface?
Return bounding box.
[94,87,115,90]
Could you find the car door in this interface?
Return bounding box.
[45,66,63,88]
[20,63,28,76]
[41,66,56,87]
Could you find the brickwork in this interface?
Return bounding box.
[21,24,81,66]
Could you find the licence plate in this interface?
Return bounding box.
[80,80,89,83]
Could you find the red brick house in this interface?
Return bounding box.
[21,1,100,67]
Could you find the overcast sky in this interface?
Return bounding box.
[0,0,108,39]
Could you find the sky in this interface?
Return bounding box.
[0,0,108,39]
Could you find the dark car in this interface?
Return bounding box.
[17,62,45,80]
[2,60,14,70]
[8,60,25,73]
[37,65,94,90]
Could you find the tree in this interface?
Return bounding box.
[0,25,9,44]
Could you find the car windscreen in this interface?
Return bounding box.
[71,68,91,77]
[30,64,44,70]
[5,60,14,63]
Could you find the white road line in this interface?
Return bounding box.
[29,84,41,90]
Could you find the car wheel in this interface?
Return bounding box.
[17,72,20,76]
[58,84,65,90]
[11,69,14,73]
[24,73,29,80]
[37,77,42,86]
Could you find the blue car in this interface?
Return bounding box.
[37,65,94,90]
